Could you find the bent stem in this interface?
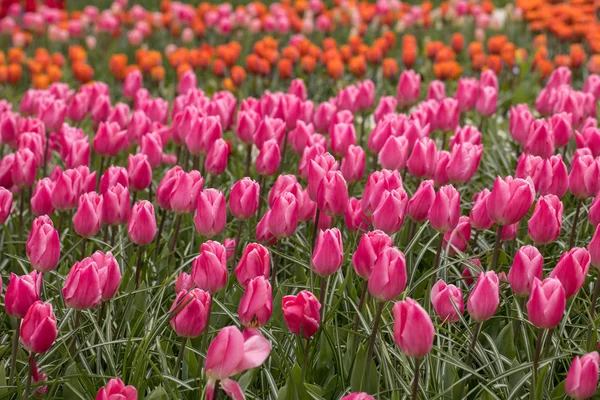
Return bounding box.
[412,357,422,400]
[24,352,34,400]
[530,328,545,400]
[569,199,582,249]
[9,319,21,385]
[364,301,385,391]
[491,225,504,271]
[174,336,187,379]
[135,245,144,289]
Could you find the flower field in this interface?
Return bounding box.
[2,0,600,399]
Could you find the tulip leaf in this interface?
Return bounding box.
[551,381,565,399]
[277,363,310,400]
[350,342,378,395]
[145,386,168,400]
[0,361,6,396]
[495,323,516,359]
[238,369,258,391]
[62,362,84,400]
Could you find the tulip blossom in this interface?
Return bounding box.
[467,271,500,322]
[194,189,227,238]
[429,185,461,233]
[20,301,57,354]
[238,277,273,327]
[508,246,544,297]
[431,280,464,323]
[527,278,566,329]
[5,271,41,319]
[527,195,563,245]
[352,230,393,280]
[95,378,138,400]
[565,352,600,400]
[26,216,60,272]
[392,298,434,358]
[368,247,407,302]
[282,290,321,339]
[549,248,591,298]
[372,188,409,234]
[192,241,228,293]
[486,176,535,226]
[170,288,211,338]
[235,243,271,288]
[312,228,344,277]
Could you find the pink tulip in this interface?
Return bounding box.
[62,259,102,309]
[178,70,197,95]
[352,230,392,280]
[67,91,90,122]
[12,148,36,187]
[407,137,437,179]
[361,169,403,216]
[330,123,356,157]
[527,277,566,329]
[527,195,563,244]
[236,110,260,145]
[51,168,80,211]
[94,122,128,157]
[550,112,573,148]
[73,192,102,238]
[26,215,60,272]
[20,301,57,354]
[123,70,142,99]
[565,352,600,400]
[101,184,130,226]
[433,150,451,187]
[437,98,460,131]
[475,86,497,116]
[289,120,315,154]
[204,138,229,176]
[467,271,500,321]
[396,70,421,108]
[192,240,228,293]
[0,186,13,223]
[89,251,121,301]
[30,176,54,216]
[282,290,321,338]
[341,393,375,400]
[379,136,410,171]
[508,245,544,297]
[140,130,164,168]
[368,246,407,301]
[313,101,336,133]
[256,211,276,245]
[344,197,371,232]
[269,192,299,238]
[450,125,482,148]
[175,272,193,294]
[455,77,479,111]
[431,279,464,323]
[5,271,41,318]
[235,243,271,288]
[186,116,223,156]
[486,176,535,225]
[589,225,600,268]
[127,154,152,192]
[95,378,137,400]
[341,145,366,183]
[267,175,301,208]
[238,276,273,327]
[426,80,446,102]
[372,188,408,234]
[288,78,307,101]
[442,216,471,255]
[312,228,344,277]
[569,155,600,199]
[254,116,285,149]
[407,180,435,223]
[525,119,554,159]
[357,80,375,110]
[194,189,226,238]
[307,152,338,201]
[256,139,281,176]
[550,248,591,298]
[392,298,434,358]
[170,288,211,337]
[127,200,157,246]
[447,143,483,184]
[429,185,461,233]
[317,170,348,217]
[509,104,534,146]
[229,178,259,221]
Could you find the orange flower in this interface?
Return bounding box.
[151,66,165,82]
[177,63,192,79]
[535,58,554,80]
[402,47,416,69]
[301,55,316,74]
[515,48,528,65]
[570,44,586,69]
[349,55,367,77]
[278,58,293,79]
[0,65,7,83]
[468,42,484,59]
[213,59,226,77]
[109,54,128,79]
[485,55,503,74]
[451,33,464,53]
[533,34,547,49]
[47,65,62,82]
[471,53,486,71]
[588,55,600,75]
[327,59,344,79]
[382,57,398,79]
[231,65,246,86]
[426,41,443,59]
[501,43,516,67]
[433,61,462,80]
[435,46,456,63]
[349,35,362,52]
[0,51,4,65]
[366,47,382,65]
[68,46,87,64]
[33,74,50,89]
[323,37,338,52]
[258,58,271,76]
[51,53,65,68]
[72,62,93,83]
[487,35,508,55]
[553,54,571,68]
[8,48,24,64]
[340,45,352,63]
[282,46,300,63]
[27,60,43,75]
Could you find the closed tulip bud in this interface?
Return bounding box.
[170,288,211,338]
[127,154,152,192]
[475,86,498,116]
[591,192,600,227]
[312,228,343,277]
[235,243,271,287]
[229,178,259,220]
[288,78,307,101]
[187,116,223,156]
[352,230,392,280]
[431,280,464,323]
[5,271,41,318]
[317,171,348,217]
[502,221,520,241]
[282,290,321,338]
[256,210,277,245]
[341,145,366,183]
[127,110,151,145]
[467,271,500,321]
[407,180,435,223]
[341,393,375,400]
[507,245,544,297]
[396,70,421,108]
[288,120,314,154]
[67,91,90,122]
[205,138,229,176]
[361,169,403,216]
[442,216,471,255]
[550,112,573,148]
[330,123,356,157]
[486,176,535,226]
[368,246,407,301]
[313,101,336,133]
[298,143,326,180]
[51,168,79,211]
[374,96,397,123]
[175,272,194,294]
[447,143,483,184]
[169,169,203,214]
[73,192,102,238]
[379,136,410,171]
[392,298,434,358]
[509,104,534,146]
[428,185,461,233]
[590,225,600,268]
[550,248,591,298]
[99,166,129,195]
[427,80,446,102]
[368,119,394,154]
[62,258,102,309]
[526,277,566,329]
[95,378,138,400]
[94,122,128,158]
[12,148,36,187]
[254,116,286,149]
[437,98,460,132]
[101,183,130,226]
[26,216,60,272]
[307,152,338,201]
[525,119,554,159]
[344,197,371,232]
[256,139,281,176]
[239,277,273,327]
[450,126,482,148]
[0,186,13,223]
[269,192,299,238]
[357,80,375,110]
[539,155,569,198]
[128,200,157,246]
[106,103,130,130]
[123,70,142,99]
[268,175,301,208]
[192,241,228,293]
[455,77,479,111]
[569,155,600,199]
[469,189,493,231]
[372,188,408,234]
[565,352,600,400]
[407,137,438,179]
[575,128,600,157]
[140,131,164,168]
[194,189,226,238]
[527,195,563,244]
[20,301,57,354]
[178,70,197,95]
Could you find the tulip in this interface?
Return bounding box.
[352,230,392,280]
[168,169,203,215]
[527,195,563,245]
[95,378,138,400]
[341,145,366,183]
[256,210,277,245]
[525,119,554,159]
[426,80,446,102]
[238,276,273,327]
[99,166,129,195]
[192,241,228,293]
[67,91,90,122]
[26,216,60,272]
[51,168,81,211]
[569,155,600,199]
[307,152,338,201]
[590,225,600,270]
[123,70,142,99]
[509,104,534,146]
[368,118,394,154]
[455,77,479,111]
[20,301,57,354]
[312,228,344,278]
[255,139,281,176]
[527,277,566,329]
[5,271,41,318]
[194,189,227,238]
[373,96,398,123]
[229,178,260,221]
[30,178,54,216]
[431,280,464,323]
[282,290,321,338]
[538,155,569,198]
[361,169,403,216]
[140,131,164,168]
[372,188,409,234]
[508,245,544,297]
[235,243,271,288]
[397,70,421,108]
[344,197,371,232]
[368,246,407,302]
[407,137,437,179]
[178,70,197,95]
[565,352,600,400]
[447,143,483,184]
[330,123,356,157]
[475,86,498,116]
[186,116,223,156]
[313,101,336,133]
[253,116,286,149]
[0,186,12,224]
[205,138,229,176]
[205,326,271,400]
[437,98,460,132]
[268,175,302,208]
[175,272,193,294]
[433,150,450,187]
[101,183,130,226]
[379,136,410,171]
[392,298,434,358]
[550,248,591,298]
[442,216,471,256]
[550,112,573,148]
[12,148,36,187]
[62,258,102,309]
[466,190,492,232]
[289,120,315,154]
[170,288,211,337]
[487,176,535,226]
[73,192,102,238]
[429,185,461,233]
[467,271,500,322]
[317,170,348,217]
[450,125,482,148]
[94,122,128,158]
[406,180,435,224]
[269,192,299,238]
[127,154,152,192]
[341,393,375,400]
[127,199,156,248]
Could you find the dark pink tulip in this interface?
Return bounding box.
[576,127,600,157]
[361,169,403,216]
[256,139,281,176]
[235,243,271,288]
[298,143,326,180]
[527,277,566,329]
[447,143,483,184]
[379,136,409,171]
[317,170,348,217]
[170,288,211,338]
[73,192,102,238]
[480,69,499,90]
[178,70,197,95]
[26,215,60,272]
[368,246,407,301]
[373,96,397,123]
[455,77,479,111]
[123,69,142,99]
[89,251,121,301]
[442,216,471,255]
[128,200,157,246]
[509,104,534,146]
[67,91,90,122]
[407,137,437,179]
[170,170,204,214]
[407,180,435,223]
[330,123,356,157]
[565,352,600,400]
[431,279,464,323]
[357,80,375,110]
[344,197,371,233]
[433,150,451,187]
[539,155,569,198]
[508,245,544,297]
[429,185,461,233]
[525,119,554,159]
[550,248,591,298]
[396,70,421,108]
[38,99,66,132]
[192,240,228,293]
[256,210,277,245]
[20,301,57,354]
[62,258,102,309]
[145,98,169,124]
[238,276,272,327]
[341,145,366,183]
[341,393,375,400]
[12,148,36,187]
[5,271,41,318]
[289,120,315,154]
[392,298,434,358]
[307,152,338,201]
[254,116,286,149]
[99,166,129,195]
[527,195,563,245]
[140,131,163,168]
[101,184,130,226]
[486,176,535,226]
[569,155,600,199]
[288,78,307,101]
[437,98,460,131]
[372,188,408,234]
[467,271,500,321]
[0,186,13,223]
[501,221,519,241]
[156,167,180,211]
[51,168,79,211]
[312,228,343,277]
[229,178,259,221]
[267,194,299,236]
[313,100,336,133]
[267,175,301,208]
[368,118,394,154]
[0,154,15,188]
[450,125,482,148]
[172,105,199,145]
[127,154,152,192]
[126,110,151,145]
[175,272,193,294]
[64,138,91,169]
[475,86,498,116]
[550,112,573,148]
[94,122,128,157]
[352,230,392,280]
[426,80,446,102]
[107,103,130,130]
[187,116,223,156]
[204,138,229,176]
[282,290,321,339]
[194,189,226,238]
[18,132,44,167]
[95,378,138,400]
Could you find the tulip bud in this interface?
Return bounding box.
[269,192,299,238]
[527,195,563,245]
[62,258,102,309]
[341,145,366,183]
[192,241,228,293]
[12,148,37,187]
[123,70,142,99]
[396,70,421,108]
[344,197,371,232]
[51,168,80,211]
[407,137,437,179]
[527,277,566,329]
[26,216,60,272]
[317,171,348,217]
[94,122,128,158]
[235,243,271,288]
[429,185,461,233]
[549,248,591,298]
[186,116,223,156]
[508,245,544,297]
[450,125,482,148]
[99,166,129,195]
[341,393,375,400]
[256,139,281,176]
[569,155,600,199]
[589,225,600,269]
[565,352,600,400]
[30,178,54,216]
[368,247,407,301]
[352,230,392,280]
[229,178,260,221]
[239,277,273,327]
[372,188,408,234]
[127,154,152,192]
[330,123,356,157]
[0,186,13,223]
[442,216,471,256]
[392,298,434,358]
[550,112,573,148]
[475,86,498,116]
[312,228,343,277]
[194,189,227,238]
[87,251,121,302]
[73,192,102,238]
[169,169,204,214]
[430,279,464,324]
[282,290,321,338]
[486,176,535,226]
[20,301,57,354]
[95,379,138,400]
[101,183,130,226]
[205,138,229,176]
[307,152,338,201]
[426,80,446,102]
[447,143,483,184]
[175,272,194,294]
[407,180,435,223]
[374,96,397,123]
[467,271,500,321]
[170,288,211,338]
[509,104,534,146]
[455,77,479,111]
[361,169,403,216]
[379,136,410,171]
[128,200,157,246]
[5,271,41,318]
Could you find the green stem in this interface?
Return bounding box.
[9,319,21,385]
[530,328,545,400]
[430,234,444,289]
[569,199,582,249]
[352,280,369,332]
[302,338,311,382]
[364,301,385,390]
[271,240,282,288]
[69,310,82,356]
[135,245,144,289]
[458,321,483,397]
[24,352,34,400]
[153,208,167,262]
[244,144,253,177]
[412,357,421,400]
[174,336,187,379]
[319,275,328,321]
[232,219,244,270]
[491,225,504,271]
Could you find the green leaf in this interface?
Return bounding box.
[350,343,378,395]
[277,363,310,400]
[551,381,565,400]
[495,323,516,359]
[145,386,168,400]
[62,362,84,400]
[0,361,7,396]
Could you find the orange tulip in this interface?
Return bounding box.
[231,65,246,86]
[382,57,398,79]
[7,63,22,84]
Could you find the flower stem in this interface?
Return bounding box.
[168,214,183,261]
[302,338,311,382]
[244,144,252,177]
[364,301,385,391]
[271,240,282,288]
[491,224,504,271]
[69,310,82,356]
[430,234,444,289]
[319,275,328,321]
[9,318,21,385]
[569,199,582,248]
[153,208,167,262]
[232,219,244,269]
[174,336,187,379]
[412,357,421,400]
[311,208,321,251]
[458,321,483,397]
[24,352,34,400]
[352,280,369,332]
[530,328,545,400]
[135,245,144,289]
[80,237,87,260]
